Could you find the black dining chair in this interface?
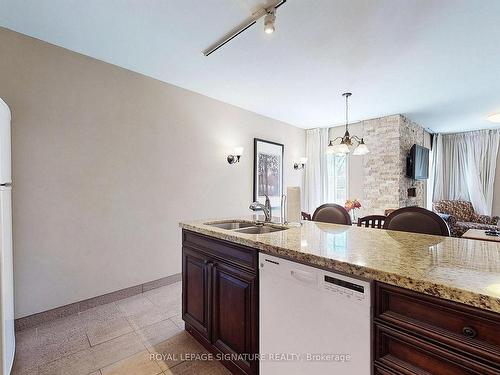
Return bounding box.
[383,207,450,236]
[301,211,312,221]
[357,215,386,228]
[311,204,352,225]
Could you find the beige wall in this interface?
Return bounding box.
[0,28,306,318]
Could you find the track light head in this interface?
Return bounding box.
[264,9,276,34]
[202,1,286,56]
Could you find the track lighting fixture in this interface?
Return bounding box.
[202,0,286,56]
[264,9,276,34]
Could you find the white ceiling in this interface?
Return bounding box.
[1,0,500,132]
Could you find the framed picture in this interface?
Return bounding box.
[253,138,284,209]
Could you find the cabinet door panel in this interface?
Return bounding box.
[182,246,211,339]
[212,262,257,375]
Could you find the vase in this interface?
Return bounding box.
[351,209,357,223]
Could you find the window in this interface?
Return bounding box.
[326,154,348,205]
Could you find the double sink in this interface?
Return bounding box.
[206,221,288,235]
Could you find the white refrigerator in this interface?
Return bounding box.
[0,98,14,375]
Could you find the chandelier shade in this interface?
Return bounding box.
[352,139,369,155]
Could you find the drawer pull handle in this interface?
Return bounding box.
[462,326,477,338]
[290,269,316,284]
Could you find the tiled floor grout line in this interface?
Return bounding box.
[123,315,134,332]
[81,313,181,350]
[38,342,178,374]
[94,336,149,375]
[127,290,187,374]
[15,283,186,375]
[33,306,149,371]
[85,330,92,348]
[142,334,189,375]
[92,317,179,369]
[15,276,181,333]
[90,325,135,348]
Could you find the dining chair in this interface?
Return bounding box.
[383,207,450,236]
[384,208,397,216]
[301,211,312,221]
[357,215,386,228]
[311,204,352,225]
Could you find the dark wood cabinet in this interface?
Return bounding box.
[374,282,500,375]
[182,229,500,375]
[212,261,258,375]
[182,247,211,339]
[182,230,258,375]
[374,365,398,374]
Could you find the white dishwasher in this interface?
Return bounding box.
[259,253,372,375]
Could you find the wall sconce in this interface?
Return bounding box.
[294,157,307,170]
[227,146,244,164]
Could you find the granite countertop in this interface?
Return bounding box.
[179,217,500,314]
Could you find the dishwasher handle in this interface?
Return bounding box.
[290,269,316,284]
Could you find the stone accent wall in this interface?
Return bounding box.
[358,114,426,216]
[399,116,426,209]
[361,115,401,216]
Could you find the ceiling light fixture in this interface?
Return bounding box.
[202,0,286,56]
[327,93,369,156]
[487,113,500,123]
[264,9,276,34]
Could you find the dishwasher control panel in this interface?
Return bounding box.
[322,275,366,301]
[260,254,371,305]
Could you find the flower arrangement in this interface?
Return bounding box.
[344,199,362,212]
[345,199,362,221]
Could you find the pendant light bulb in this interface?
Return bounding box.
[264,9,276,34]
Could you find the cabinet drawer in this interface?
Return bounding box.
[183,230,258,272]
[375,324,498,375]
[375,283,500,368]
[374,365,398,375]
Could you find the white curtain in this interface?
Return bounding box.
[433,129,500,215]
[304,128,330,213]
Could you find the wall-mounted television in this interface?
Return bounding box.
[406,144,429,180]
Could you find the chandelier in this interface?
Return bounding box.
[327,93,369,155]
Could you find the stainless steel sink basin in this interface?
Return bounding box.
[205,221,288,235]
[235,225,288,234]
[206,221,254,230]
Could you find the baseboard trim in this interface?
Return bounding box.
[14,273,181,332]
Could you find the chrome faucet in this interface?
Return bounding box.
[249,195,272,222]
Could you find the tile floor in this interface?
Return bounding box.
[12,281,231,375]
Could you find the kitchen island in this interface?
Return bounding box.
[179,218,500,375]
